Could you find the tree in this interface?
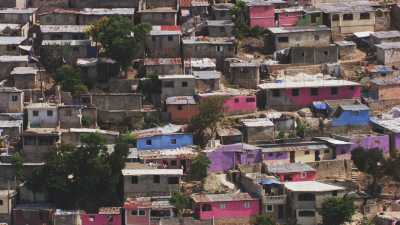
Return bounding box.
[54,65,88,96]
[230,0,266,39]
[170,192,191,224]
[320,197,356,225]
[252,215,276,225]
[190,96,226,146]
[138,74,161,103]
[190,153,211,181]
[11,152,24,181]
[26,133,129,212]
[296,119,310,138]
[87,16,151,75]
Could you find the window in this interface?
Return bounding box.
[182,81,188,87]
[0,200,3,205]
[47,110,53,117]
[220,203,226,209]
[216,46,223,52]
[171,160,177,166]
[246,97,255,102]
[244,202,251,208]
[324,149,330,154]
[11,95,18,101]
[234,98,239,103]
[314,35,320,41]
[278,36,289,43]
[332,14,340,21]
[310,88,319,96]
[177,105,183,110]
[298,193,315,201]
[298,210,315,217]
[332,191,338,196]
[304,151,310,155]
[343,14,353,21]
[272,89,281,97]
[202,204,212,211]
[153,175,160,183]
[138,210,146,216]
[292,89,300,96]
[167,36,173,41]
[146,139,152,145]
[168,176,179,184]
[266,204,273,212]
[171,139,177,144]
[360,12,370,20]
[131,176,138,184]
[163,81,174,88]
[331,87,338,95]
[131,210,138,216]
[33,110,39,117]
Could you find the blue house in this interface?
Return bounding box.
[134,124,193,150]
[331,104,370,127]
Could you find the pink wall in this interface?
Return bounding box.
[278,11,301,27]
[125,209,150,225]
[81,214,121,225]
[284,86,361,108]
[249,6,275,28]
[224,95,257,115]
[277,171,316,182]
[195,200,260,220]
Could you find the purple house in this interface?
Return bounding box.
[206,143,262,172]
[371,117,400,153]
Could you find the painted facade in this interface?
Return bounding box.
[81,213,121,225]
[331,105,370,127]
[247,4,275,29]
[137,133,193,150]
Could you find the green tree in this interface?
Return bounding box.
[230,0,266,39]
[11,152,24,181]
[296,119,310,138]
[138,74,161,103]
[170,192,191,225]
[87,16,151,75]
[26,133,129,211]
[190,153,211,181]
[320,197,356,225]
[54,65,88,96]
[252,215,276,225]
[190,96,226,146]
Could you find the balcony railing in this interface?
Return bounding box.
[264,194,287,204]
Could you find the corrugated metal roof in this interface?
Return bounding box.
[166,96,196,105]
[318,1,375,13]
[0,120,22,128]
[193,70,221,80]
[0,36,25,45]
[267,163,316,173]
[133,124,184,138]
[10,67,38,75]
[191,193,255,203]
[268,25,330,34]
[241,118,274,127]
[40,25,88,33]
[261,144,328,153]
[258,79,360,90]
[0,8,37,14]
[150,25,181,35]
[371,30,400,39]
[375,42,400,50]
[339,104,369,111]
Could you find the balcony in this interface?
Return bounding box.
[264,194,287,204]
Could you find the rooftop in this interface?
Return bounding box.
[217,127,242,137]
[339,104,369,111]
[0,24,20,31]
[159,74,195,79]
[212,3,234,10]
[284,181,345,192]
[122,168,183,176]
[40,25,88,33]
[0,120,23,128]
[150,25,181,35]
[206,143,260,153]
[182,36,235,44]
[133,124,184,139]
[241,118,274,127]
[371,30,400,39]
[77,58,115,67]
[40,8,134,15]
[207,20,234,27]
[370,117,400,133]
[25,102,57,109]
[184,58,216,68]
[193,70,221,80]
[0,87,23,93]
[267,25,330,34]
[370,76,400,86]
[318,1,375,13]
[375,42,400,50]
[138,147,197,159]
[260,142,328,153]
[192,193,254,203]
[10,67,38,75]
[144,58,182,65]
[267,163,316,174]
[0,8,37,14]
[258,78,359,90]
[124,197,174,209]
[68,128,119,136]
[98,207,121,215]
[140,7,177,13]
[166,96,196,105]
[0,36,26,45]
[41,40,91,46]
[313,137,352,145]
[0,55,29,62]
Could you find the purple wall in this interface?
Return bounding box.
[394,133,400,152]
[336,134,390,159]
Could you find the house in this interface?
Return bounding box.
[26,103,58,128]
[139,8,178,26]
[264,25,331,54]
[147,26,181,58]
[319,2,375,35]
[392,4,400,30]
[275,7,303,27]
[226,60,260,89]
[77,58,119,83]
[240,173,286,223]
[0,87,23,113]
[81,207,121,225]
[244,0,276,29]
[375,42,400,65]
[0,36,26,55]
[184,58,216,74]
[22,128,61,162]
[198,90,257,115]
[284,181,345,225]
[138,147,197,173]
[335,41,356,60]
[216,128,243,145]
[260,141,333,165]
[0,8,37,24]
[165,96,199,124]
[0,190,16,224]
[257,74,361,110]
[0,120,23,137]
[206,20,234,37]
[122,167,183,198]
[124,197,175,225]
[240,118,275,144]
[192,193,260,222]
[143,58,182,75]
[211,3,234,20]
[369,30,400,46]
[12,204,54,225]
[180,0,209,16]
[61,128,119,145]
[296,8,323,26]
[287,45,338,65]
[206,143,262,172]
[159,75,196,100]
[39,25,88,40]
[370,116,400,153]
[369,77,400,101]
[330,104,370,127]
[193,71,221,92]
[266,163,316,182]
[40,40,95,65]
[58,105,97,129]
[0,55,31,80]
[134,124,193,150]
[10,67,39,90]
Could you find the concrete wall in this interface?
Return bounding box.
[58,106,82,129]
[377,47,400,65]
[145,64,182,75]
[29,0,70,8]
[140,12,177,26]
[243,126,274,144]
[328,12,375,34]
[27,107,58,128]
[147,34,181,58]
[145,0,177,9]
[91,94,143,111]
[228,66,260,89]
[22,134,59,162]
[0,92,23,113]
[167,104,199,124]
[123,174,181,198]
[392,5,400,30]
[13,73,38,90]
[290,46,338,65]
[208,24,234,37]
[161,78,196,99]
[307,159,352,180]
[0,13,33,24]
[0,0,16,7]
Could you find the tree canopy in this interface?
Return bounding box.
[27,133,129,212]
[54,65,88,96]
[190,153,211,181]
[320,197,356,225]
[87,16,151,74]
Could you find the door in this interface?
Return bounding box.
[290,151,295,163]
[315,150,320,161]
[180,159,187,172]
[278,205,284,219]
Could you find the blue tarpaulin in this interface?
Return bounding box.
[312,101,327,110]
[257,178,281,185]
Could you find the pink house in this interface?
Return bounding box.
[246,0,276,29]
[276,7,302,27]
[266,163,316,182]
[81,208,121,225]
[123,197,175,225]
[192,193,260,220]
[199,91,257,115]
[258,78,361,110]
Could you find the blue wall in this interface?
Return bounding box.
[137,133,193,150]
[332,110,370,127]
